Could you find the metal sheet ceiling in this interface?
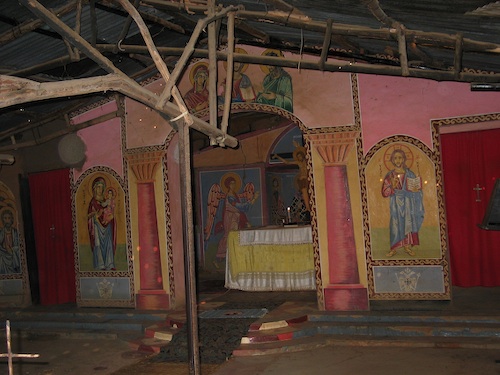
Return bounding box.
[0,0,499,150]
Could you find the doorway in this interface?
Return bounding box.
[440,126,500,286]
[28,168,76,305]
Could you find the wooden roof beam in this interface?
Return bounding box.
[158,5,242,108]
[235,9,500,55]
[0,0,78,46]
[114,0,193,126]
[98,0,186,34]
[18,0,237,147]
[234,19,270,44]
[0,74,237,147]
[95,43,500,83]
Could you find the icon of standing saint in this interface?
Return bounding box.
[381,146,425,257]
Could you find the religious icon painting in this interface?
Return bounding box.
[219,47,257,104]
[256,49,294,113]
[184,61,210,113]
[365,141,442,261]
[198,167,264,271]
[0,181,23,276]
[76,171,127,272]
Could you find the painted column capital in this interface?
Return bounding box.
[305,131,359,165]
[126,151,164,182]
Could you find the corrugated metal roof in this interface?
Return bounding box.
[1,0,499,150]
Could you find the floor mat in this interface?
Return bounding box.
[156,317,256,364]
[199,308,268,319]
[156,299,284,364]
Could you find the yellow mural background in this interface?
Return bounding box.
[366,142,442,260]
[76,172,128,271]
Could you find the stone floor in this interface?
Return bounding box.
[1,284,499,375]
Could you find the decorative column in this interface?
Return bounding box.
[306,132,368,311]
[128,151,170,310]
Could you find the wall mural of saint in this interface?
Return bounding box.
[184,48,294,114]
[256,49,293,112]
[87,177,117,270]
[200,169,262,270]
[77,172,127,272]
[0,196,21,275]
[219,47,256,103]
[381,148,425,257]
[185,61,210,113]
[367,142,442,260]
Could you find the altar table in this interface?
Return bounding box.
[225,225,315,291]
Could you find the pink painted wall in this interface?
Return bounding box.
[71,101,123,181]
[126,80,175,149]
[358,75,500,152]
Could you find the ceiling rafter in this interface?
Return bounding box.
[1,0,500,151]
[0,0,78,45]
[11,0,237,148]
[5,1,500,84]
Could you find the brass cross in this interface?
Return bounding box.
[473,184,484,202]
[1,320,40,375]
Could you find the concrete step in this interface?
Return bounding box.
[233,334,500,357]
[307,312,500,325]
[234,312,500,355]
[0,308,168,338]
[131,306,500,357]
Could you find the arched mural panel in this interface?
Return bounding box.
[199,167,264,270]
[362,136,450,300]
[76,172,127,271]
[0,182,23,275]
[74,167,133,307]
[367,142,441,260]
[0,181,28,302]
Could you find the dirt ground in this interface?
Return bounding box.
[110,355,221,375]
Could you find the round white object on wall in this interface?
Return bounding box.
[58,133,86,165]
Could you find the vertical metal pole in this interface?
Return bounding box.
[178,122,200,375]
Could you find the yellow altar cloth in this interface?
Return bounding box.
[225,225,315,291]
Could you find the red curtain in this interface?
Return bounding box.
[441,128,500,286]
[29,169,76,305]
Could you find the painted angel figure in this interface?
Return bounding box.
[204,175,259,268]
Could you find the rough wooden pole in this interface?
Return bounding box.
[454,33,463,80]
[221,11,235,135]
[159,6,240,106]
[0,74,238,148]
[115,0,193,126]
[397,23,409,77]
[208,0,218,145]
[0,1,77,45]
[178,122,201,375]
[318,18,333,71]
